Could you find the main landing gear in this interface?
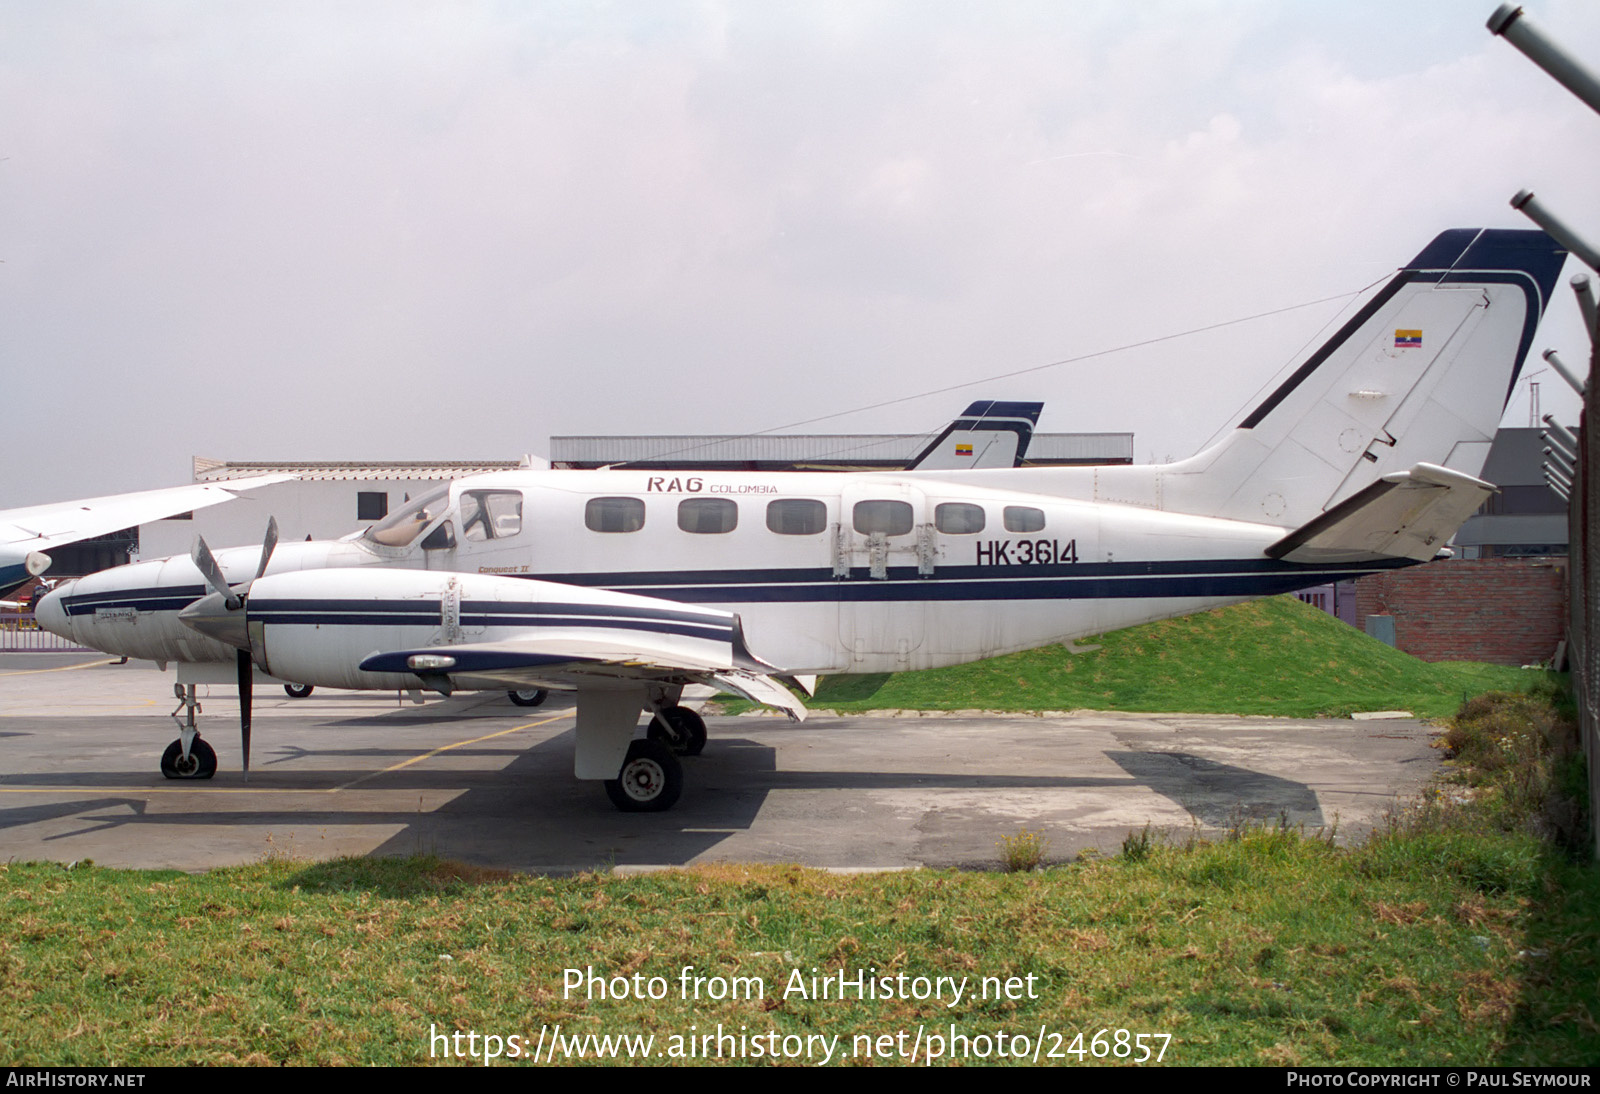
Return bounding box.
[599,703,706,812]
[605,738,682,812]
[507,688,549,707]
[163,683,217,781]
[647,704,707,756]
[283,683,314,699]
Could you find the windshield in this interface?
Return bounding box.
[362,486,451,548]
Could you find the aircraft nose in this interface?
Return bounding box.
[178,591,250,651]
[35,583,74,641]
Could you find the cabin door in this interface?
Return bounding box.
[835,484,932,666]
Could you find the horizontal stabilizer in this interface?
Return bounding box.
[1266,463,1495,564]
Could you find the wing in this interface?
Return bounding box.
[217,566,808,719]
[0,474,296,595]
[356,626,808,720]
[1266,462,1495,564]
[218,567,809,788]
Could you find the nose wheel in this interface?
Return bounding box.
[160,737,218,780]
[163,681,221,780]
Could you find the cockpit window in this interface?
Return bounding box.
[421,520,456,551]
[461,490,524,542]
[362,486,450,547]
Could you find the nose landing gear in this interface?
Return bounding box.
[162,683,217,780]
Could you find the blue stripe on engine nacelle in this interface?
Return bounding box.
[360,648,598,674]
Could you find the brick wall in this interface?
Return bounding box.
[1354,557,1568,665]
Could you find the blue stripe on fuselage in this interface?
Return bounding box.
[56,556,1412,620]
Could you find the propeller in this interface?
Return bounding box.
[184,519,278,781]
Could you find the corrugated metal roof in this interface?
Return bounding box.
[1025,433,1135,462]
[192,457,530,482]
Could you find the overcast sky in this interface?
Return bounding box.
[4,0,1598,506]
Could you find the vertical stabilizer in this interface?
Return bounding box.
[1139,228,1566,527]
[908,400,1043,470]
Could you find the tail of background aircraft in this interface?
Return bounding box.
[1079,228,1567,529]
[907,400,1043,470]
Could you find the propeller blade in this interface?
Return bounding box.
[192,536,239,610]
[237,648,253,782]
[253,517,279,583]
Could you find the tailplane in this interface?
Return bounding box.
[1267,462,1496,564]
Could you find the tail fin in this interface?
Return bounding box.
[1150,228,1566,527]
[908,400,1043,470]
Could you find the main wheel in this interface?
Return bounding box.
[508,688,549,707]
[648,705,708,756]
[672,706,708,756]
[283,683,314,699]
[160,738,218,780]
[604,738,683,812]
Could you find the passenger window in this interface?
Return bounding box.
[935,502,985,535]
[461,490,524,542]
[766,499,827,536]
[678,498,738,534]
[853,500,913,536]
[586,497,646,533]
[1003,506,1046,533]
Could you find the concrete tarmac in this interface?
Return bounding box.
[0,654,1441,873]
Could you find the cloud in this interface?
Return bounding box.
[2,1,1596,502]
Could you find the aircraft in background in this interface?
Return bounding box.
[39,228,1568,812]
[0,477,292,600]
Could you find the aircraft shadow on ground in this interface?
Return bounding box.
[1105,749,1324,830]
[0,797,147,840]
[6,722,1327,872]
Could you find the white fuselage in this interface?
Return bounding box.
[40,466,1395,678]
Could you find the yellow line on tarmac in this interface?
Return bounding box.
[0,657,117,676]
[0,712,572,796]
[335,712,570,790]
[0,785,333,795]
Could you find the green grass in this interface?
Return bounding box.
[2,828,1594,1066]
[2,618,1592,1067]
[801,596,1542,719]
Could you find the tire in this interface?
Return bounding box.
[604,738,683,812]
[283,684,314,699]
[508,688,549,708]
[673,706,708,756]
[648,706,708,756]
[160,738,218,780]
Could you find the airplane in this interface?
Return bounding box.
[37,227,1568,812]
[0,477,293,600]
